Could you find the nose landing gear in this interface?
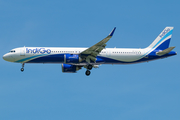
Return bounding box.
[21,68,24,72]
[21,63,25,72]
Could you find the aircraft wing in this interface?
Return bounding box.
[80,27,116,63]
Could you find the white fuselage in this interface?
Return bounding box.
[3,47,149,64]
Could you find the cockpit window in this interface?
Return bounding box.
[10,50,15,53]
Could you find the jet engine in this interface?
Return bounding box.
[64,54,82,63]
[62,63,81,73]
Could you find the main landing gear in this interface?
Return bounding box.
[21,63,25,72]
[85,65,93,76]
[86,70,91,76]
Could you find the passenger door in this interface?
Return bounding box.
[106,49,111,57]
[20,47,25,56]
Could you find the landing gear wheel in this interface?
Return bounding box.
[85,70,91,76]
[87,65,93,70]
[21,68,24,72]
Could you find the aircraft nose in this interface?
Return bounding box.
[3,53,14,62]
[3,54,7,60]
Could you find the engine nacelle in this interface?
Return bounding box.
[62,63,81,73]
[64,54,82,63]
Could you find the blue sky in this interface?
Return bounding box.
[0,0,180,120]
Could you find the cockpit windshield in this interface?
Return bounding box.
[9,50,15,53]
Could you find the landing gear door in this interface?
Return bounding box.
[20,47,25,56]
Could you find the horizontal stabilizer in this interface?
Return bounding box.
[156,46,175,56]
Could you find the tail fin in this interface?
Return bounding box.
[147,27,174,50]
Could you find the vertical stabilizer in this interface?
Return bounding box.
[147,27,174,50]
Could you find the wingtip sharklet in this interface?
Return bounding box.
[109,27,116,36]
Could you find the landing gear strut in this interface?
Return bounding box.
[21,63,25,72]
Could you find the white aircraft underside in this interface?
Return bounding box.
[3,27,177,76]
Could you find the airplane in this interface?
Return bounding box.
[3,27,177,76]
